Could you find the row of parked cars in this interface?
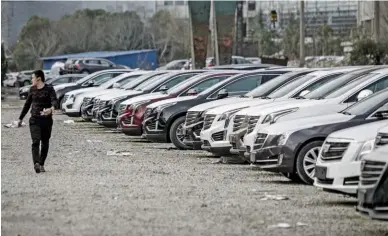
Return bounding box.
[56,64,388,221]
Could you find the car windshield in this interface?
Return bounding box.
[76,73,98,85]
[244,71,309,98]
[135,73,172,91]
[341,89,388,115]
[304,72,375,99]
[166,74,207,94]
[324,73,378,99]
[267,74,317,98]
[198,74,241,95]
[122,73,165,90]
[98,73,133,89]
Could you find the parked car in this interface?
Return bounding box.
[236,67,387,158]
[314,120,388,196]
[55,69,133,109]
[183,56,252,70]
[202,67,361,157]
[206,64,279,71]
[356,145,388,221]
[83,71,169,121]
[16,70,34,87]
[19,74,85,99]
[62,57,129,74]
[245,57,261,64]
[62,71,148,117]
[142,68,295,147]
[183,68,312,151]
[95,71,206,127]
[157,60,188,70]
[3,73,19,87]
[249,88,388,185]
[374,125,388,148]
[117,71,239,136]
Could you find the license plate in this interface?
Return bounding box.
[315,166,327,179]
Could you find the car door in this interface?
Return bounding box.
[154,73,200,92]
[179,76,229,96]
[99,59,113,69]
[208,74,266,98]
[84,59,101,73]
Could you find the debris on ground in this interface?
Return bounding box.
[260,194,289,201]
[4,121,26,128]
[64,120,75,124]
[106,150,133,156]
[296,222,308,227]
[268,223,291,229]
[87,140,103,143]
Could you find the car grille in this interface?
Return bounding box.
[320,142,350,161]
[92,99,100,110]
[147,119,157,130]
[98,100,107,110]
[375,132,388,147]
[203,114,216,130]
[185,111,200,126]
[144,108,152,119]
[118,104,127,115]
[212,131,224,141]
[360,160,386,186]
[233,115,247,132]
[247,116,260,134]
[254,133,268,149]
[83,97,91,105]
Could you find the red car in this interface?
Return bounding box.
[117,71,239,136]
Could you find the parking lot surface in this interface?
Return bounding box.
[2,97,388,236]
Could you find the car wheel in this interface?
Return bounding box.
[169,116,190,150]
[295,141,323,185]
[23,81,31,86]
[281,172,302,183]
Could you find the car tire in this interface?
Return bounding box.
[295,141,323,185]
[281,172,302,183]
[169,116,190,150]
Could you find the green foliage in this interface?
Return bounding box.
[349,38,388,65]
[252,9,280,56]
[11,10,190,70]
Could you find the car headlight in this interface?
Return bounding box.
[218,108,245,121]
[277,132,291,146]
[262,108,299,124]
[355,139,374,161]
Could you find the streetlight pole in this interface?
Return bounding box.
[299,0,305,67]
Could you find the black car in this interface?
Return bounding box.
[95,70,207,127]
[19,74,85,99]
[251,88,388,185]
[56,69,133,109]
[142,68,296,146]
[63,57,128,74]
[357,145,388,221]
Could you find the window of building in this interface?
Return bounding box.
[175,0,185,6]
[164,1,174,6]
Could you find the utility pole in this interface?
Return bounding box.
[212,0,219,65]
[235,0,244,56]
[299,0,305,67]
[374,1,380,42]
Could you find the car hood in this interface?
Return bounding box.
[188,97,252,112]
[67,87,102,96]
[329,120,388,142]
[54,83,77,91]
[261,113,352,135]
[78,88,123,99]
[147,96,197,109]
[235,99,326,116]
[121,92,166,105]
[97,90,143,101]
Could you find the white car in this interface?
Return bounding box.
[200,67,360,156]
[314,120,388,196]
[239,68,388,161]
[373,125,388,149]
[62,71,147,116]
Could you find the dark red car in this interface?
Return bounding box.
[116,71,239,136]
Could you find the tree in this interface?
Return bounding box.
[350,38,388,65]
[251,9,280,56]
[282,13,299,59]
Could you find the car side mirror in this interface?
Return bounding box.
[159,85,168,91]
[217,89,228,99]
[373,110,388,119]
[187,88,198,96]
[357,89,373,101]
[112,82,120,88]
[299,90,310,97]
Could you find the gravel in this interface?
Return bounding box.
[2,96,388,236]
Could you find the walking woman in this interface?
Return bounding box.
[18,70,57,173]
